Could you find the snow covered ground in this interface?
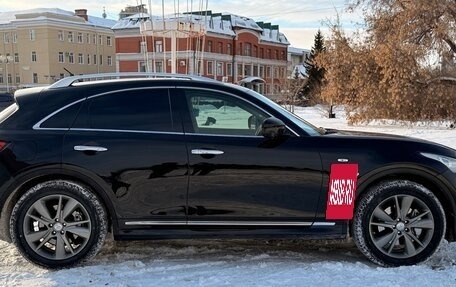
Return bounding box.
[1,106,456,287]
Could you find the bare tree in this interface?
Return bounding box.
[318,0,456,123]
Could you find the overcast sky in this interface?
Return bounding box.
[0,0,363,48]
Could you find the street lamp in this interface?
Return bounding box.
[0,55,14,93]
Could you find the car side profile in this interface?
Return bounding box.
[0,73,455,268]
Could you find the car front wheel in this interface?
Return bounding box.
[10,180,107,269]
[353,180,446,266]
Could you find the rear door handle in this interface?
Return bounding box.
[74,145,108,152]
[191,149,224,155]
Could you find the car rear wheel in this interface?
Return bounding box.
[10,180,107,269]
[353,180,445,266]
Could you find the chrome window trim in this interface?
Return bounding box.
[69,128,185,136]
[186,133,263,139]
[33,85,300,137]
[33,87,175,131]
[178,86,300,137]
[33,98,85,130]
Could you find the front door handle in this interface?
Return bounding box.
[191,149,224,155]
[74,145,108,152]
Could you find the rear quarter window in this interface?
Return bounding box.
[40,101,83,129]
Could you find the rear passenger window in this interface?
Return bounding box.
[86,89,176,132]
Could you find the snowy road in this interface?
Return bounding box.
[1,239,456,286]
[1,106,456,286]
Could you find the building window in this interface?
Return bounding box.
[259,66,264,77]
[253,65,258,77]
[15,73,20,84]
[68,52,74,63]
[86,33,90,44]
[14,53,19,63]
[216,62,224,76]
[274,67,279,78]
[260,48,264,58]
[7,74,12,84]
[68,31,74,43]
[227,63,232,76]
[93,34,96,44]
[266,49,271,59]
[207,41,213,53]
[154,40,163,52]
[58,30,64,41]
[29,29,36,41]
[4,33,10,43]
[227,43,232,55]
[139,61,146,72]
[196,60,203,75]
[237,64,243,77]
[87,54,91,65]
[218,42,223,53]
[155,61,163,73]
[244,43,252,56]
[266,66,271,78]
[12,33,17,43]
[207,61,214,75]
[93,54,97,65]
[78,53,84,64]
[275,50,279,60]
[107,36,112,46]
[254,46,258,58]
[77,33,83,43]
[98,35,103,45]
[244,64,252,76]
[107,56,112,66]
[31,51,37,62]
[99,55,103,65]
[33,73,38,83]
[0,74,3,84]
[58,52,64,63]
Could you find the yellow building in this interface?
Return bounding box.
[0,8,116,92]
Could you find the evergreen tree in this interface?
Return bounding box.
[303,30,326,103]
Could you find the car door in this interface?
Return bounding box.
[177,87,323,225]
[61,88,188,226]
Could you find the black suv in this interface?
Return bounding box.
[0,73,455,268]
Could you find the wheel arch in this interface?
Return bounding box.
[0,165,117,242]
[355,165,456,241]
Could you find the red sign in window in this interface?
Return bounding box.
[326,164,358,220]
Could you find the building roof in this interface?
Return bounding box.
[288,46,311,54]
[0,8,116,28]
[112,11,289,45]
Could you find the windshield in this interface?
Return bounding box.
[240,87,322,136]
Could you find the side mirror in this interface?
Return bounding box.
[261,117,287,139]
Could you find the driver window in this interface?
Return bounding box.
[185,90,268,136]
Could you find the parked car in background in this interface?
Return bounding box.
[0,73,455,269]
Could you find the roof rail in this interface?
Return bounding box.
[48,72,213,89]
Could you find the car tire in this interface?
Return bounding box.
[352,180,445,267]
[10,180,107,269]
